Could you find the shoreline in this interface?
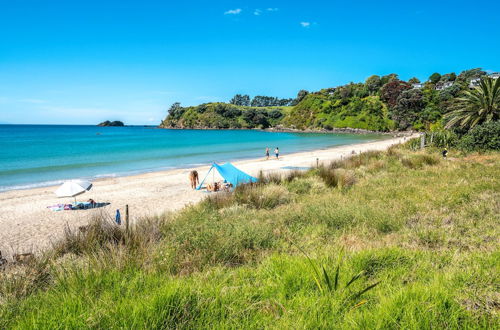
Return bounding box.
[0,134,419,258]
[0,133,400,194]
[159,125,416,136]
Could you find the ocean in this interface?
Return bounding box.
[0,125,389,191]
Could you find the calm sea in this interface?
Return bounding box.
[0,125,388,191]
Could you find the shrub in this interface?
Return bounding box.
[401,154,440,169]
[286,177,313,194]
[205,184,291,210]
[235,184,291,209]
[257,170,305,185]
[52,214,164,257]
[317,167,356,189]
[400,156,416,168]
[458,121,500,151]
[404,137,421,150]
[257,171,283,185]
[53,215,127,256]
[0,256,52,301]
[327,151,383,170]
[426,130,458,148]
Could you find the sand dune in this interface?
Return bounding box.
[0,135,417,258]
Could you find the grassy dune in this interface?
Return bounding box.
[1,145,499,328]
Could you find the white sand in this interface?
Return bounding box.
[0,135,417,257]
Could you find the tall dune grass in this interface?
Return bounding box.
[0,146,498,328]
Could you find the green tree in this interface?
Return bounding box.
[441,73,456,81]
[250,96,289,107]
[167,102,184,119]
[365,75,382,95]
[230,94,250,106]
[291,90,309,105]
[408,77,420,84]
[242,108,270,128]
[429,73,441,84]
[392,89,425,129]
[445,77,500,130]
[268,109,283,119]
[380,73,398,85]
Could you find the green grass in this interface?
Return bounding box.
[1,147,499,328]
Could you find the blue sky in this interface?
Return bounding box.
[0,0,498,125]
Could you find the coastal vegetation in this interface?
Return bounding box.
[161,101,290,129]
[160,68,499,138]
[445,77,500,130]
[1,143,498,328]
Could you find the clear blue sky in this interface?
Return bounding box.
[0,0,498,124]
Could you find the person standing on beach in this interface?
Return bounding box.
[265,147,270,160]
[274,147,280,160]
[189,170,199,189]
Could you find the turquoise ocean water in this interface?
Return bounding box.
[0,125,389,191]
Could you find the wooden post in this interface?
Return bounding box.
[125,204,129,234]
[316,158,319,168]
[420,133,426,149]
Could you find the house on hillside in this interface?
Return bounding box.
[469,73,499,88]
[469,78,481,88]
[488,72,500,79]
[435,81,454,91]
[412,83,424,89]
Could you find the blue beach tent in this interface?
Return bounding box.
[197,162,258,190]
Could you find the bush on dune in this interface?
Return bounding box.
[458,121,500,151]
[317,166,356,189]
[401,153,440,169]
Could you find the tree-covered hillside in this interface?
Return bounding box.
[160,102,290,129]
[160,68,496,132]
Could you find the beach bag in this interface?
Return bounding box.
[115,209,121,225]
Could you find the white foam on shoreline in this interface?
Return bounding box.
[0,135,398,193]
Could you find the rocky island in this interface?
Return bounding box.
[97,120,124,127]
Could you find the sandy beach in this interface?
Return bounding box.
[0,135,417,258]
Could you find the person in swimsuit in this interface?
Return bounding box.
[265,147,270,160]
[189,170,199,189]
[274,147,279,159]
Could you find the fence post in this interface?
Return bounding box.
[125,204,129,234]
[420,133,426,149]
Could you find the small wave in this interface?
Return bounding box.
[94,173,118,179]
[0,179,66,192]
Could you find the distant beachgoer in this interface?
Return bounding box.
[275,147,279,159]
[189,170,199,189]
[265,147,270,160]
[442,148,448,159]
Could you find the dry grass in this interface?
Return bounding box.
[317,166,356,189]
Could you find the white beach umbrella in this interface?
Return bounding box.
[55,180,93,203]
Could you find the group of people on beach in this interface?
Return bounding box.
[265,147,280,160]
[188,147,281,190]
[188,170,232,192]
